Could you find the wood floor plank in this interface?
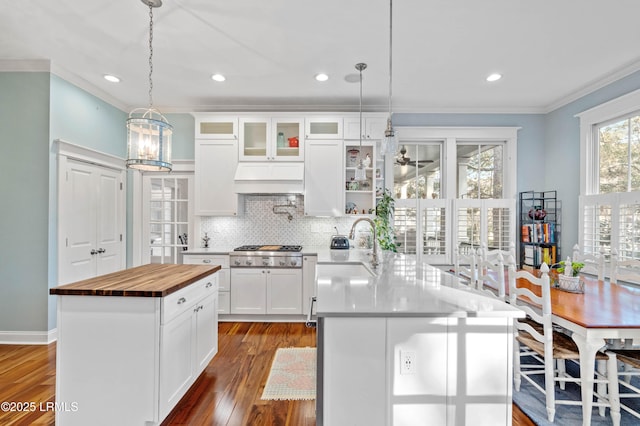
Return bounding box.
[0,322,534,426]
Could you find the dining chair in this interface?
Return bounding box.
[508,262,621,424]
[476,251,506,301]
[454,244,477,286]
[571,244,606,282]
[611,249,640,285]
[479,241,516,265]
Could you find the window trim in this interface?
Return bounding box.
[577,88,640,195]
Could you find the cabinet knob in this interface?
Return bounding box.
[177,297,186,305]
[206,282,213,288]
[97,248,106,254]
[90,249,97,255]
[203,259,212,263]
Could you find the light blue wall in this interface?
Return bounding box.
[47,75,129,330]
[544,70,640,254]
[165,113,196,160]
[0,72,51,332]
[394,113,547,195]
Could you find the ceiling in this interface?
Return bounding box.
[2,0,640,114]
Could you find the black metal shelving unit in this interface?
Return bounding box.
[519,190,560,269]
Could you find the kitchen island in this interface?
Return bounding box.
[49,263,220,426]
[314,250,524,426]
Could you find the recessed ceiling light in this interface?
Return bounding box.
[103,74,120,83]
[486,73,502,82]
[315,73,329,82]
[211,74,226,82]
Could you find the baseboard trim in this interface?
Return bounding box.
[0,329,57,345]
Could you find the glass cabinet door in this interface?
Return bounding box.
[273,118,303,160]
[239,118,269,160]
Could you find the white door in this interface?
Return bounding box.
[59,158,124,284]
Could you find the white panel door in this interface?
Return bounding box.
[61,162,97,283]
[96,169,123,275]
[59,158,124,284]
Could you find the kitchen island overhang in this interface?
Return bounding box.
[314,251,524,426]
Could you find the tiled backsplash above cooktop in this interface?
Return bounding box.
[199,195,373,249]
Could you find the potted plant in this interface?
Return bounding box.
[555,258,585,293]
[374,189,397,252]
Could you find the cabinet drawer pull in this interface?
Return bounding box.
[177,297,187,305]
[203,259,212,263]
[206,282,213,288]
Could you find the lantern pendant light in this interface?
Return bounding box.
[354,63,368,182]
[383,0,398,156]
[126,0,173,172]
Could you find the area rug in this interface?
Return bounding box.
[513,356,640,425]
[261,347,316,400]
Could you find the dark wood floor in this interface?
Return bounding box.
[0,322,534,425]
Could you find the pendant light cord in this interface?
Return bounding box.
[148,4,154,108]
[359,65,363,151]
[388,0,393,119]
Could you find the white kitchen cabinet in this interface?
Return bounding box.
[194,139,239,216]
[344,140,376,215]
[230,268,302,315]
[159,280,219,420]
[344,116,387,140]
[183,254,230,313]
[194,115,238,139]
[304,139,343,216]
[305,116,343,139]
[302,255,317,316]
[239,117,304,161]
[267,269,303,314]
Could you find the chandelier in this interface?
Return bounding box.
[126,0,173,172]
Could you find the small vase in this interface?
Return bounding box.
[528,207,547,220]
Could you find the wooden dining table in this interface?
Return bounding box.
[517,274,640,426]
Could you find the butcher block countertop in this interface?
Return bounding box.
[49,263,221,297]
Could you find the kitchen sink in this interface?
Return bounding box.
[316,263,375,278]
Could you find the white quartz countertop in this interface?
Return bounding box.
[314,249,524,319]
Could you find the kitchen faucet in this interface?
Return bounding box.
[349,217,379,268]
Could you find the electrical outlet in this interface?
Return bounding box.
[400,350,416,375]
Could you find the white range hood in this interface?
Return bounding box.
[234,162,304,194]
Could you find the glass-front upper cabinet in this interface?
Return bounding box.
[194,115,238,140]
[305,117,343,139]
[239,117,304,161]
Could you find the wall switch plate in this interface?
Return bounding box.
[400,350,416,375]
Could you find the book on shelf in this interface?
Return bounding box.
[520,222,556,243]
[523,244,557,267]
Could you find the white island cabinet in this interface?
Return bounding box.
[50,264,220,426]
[315,250,524,426]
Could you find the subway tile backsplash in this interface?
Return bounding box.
[199,195,373,249]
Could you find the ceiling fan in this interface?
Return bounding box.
[395,145,434,167]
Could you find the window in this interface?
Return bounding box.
[387,127,518,264]
[457,143,504,199]
[578,89,640,266]
[597,114,640,194]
